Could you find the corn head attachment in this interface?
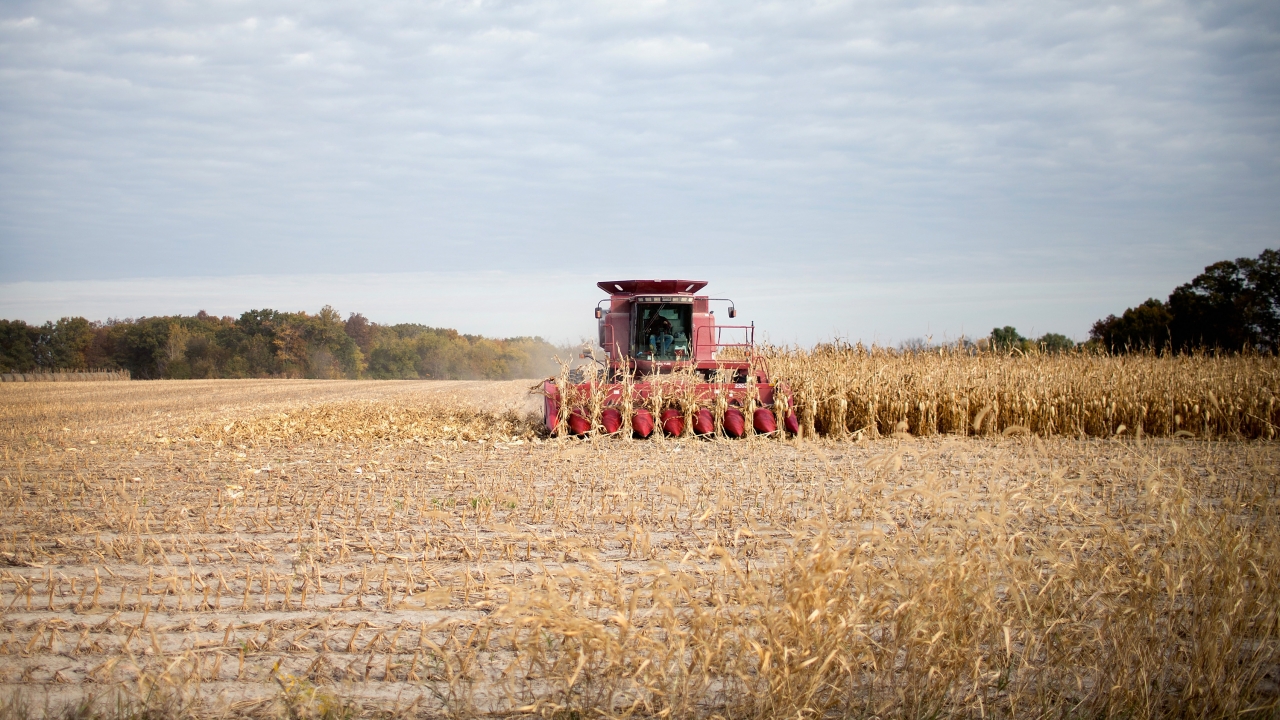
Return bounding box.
[541,279,798,438]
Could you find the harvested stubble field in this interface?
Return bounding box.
[1,356,1278,720]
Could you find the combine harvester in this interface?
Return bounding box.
[542,279,799,438]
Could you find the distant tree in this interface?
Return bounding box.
[85,320,120,368]
[0,308,563,380]
[1168,261,1252,351]
[1090,248,1278,354]
[344,313,375,354]
[898,337,932,353]
[1168,249,1279,352]
[367,338,420,379]
[1089,299,1172,352]
[1036,333,1075,353]
[303,306,363,378]
[42,317,95,368]
[0,320,38,371]
[107,317,172,378]
[1242,249,1280,347]
[990,326,1025,351]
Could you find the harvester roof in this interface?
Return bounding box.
[597,280,708,295]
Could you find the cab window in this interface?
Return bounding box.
[634,303,693,359]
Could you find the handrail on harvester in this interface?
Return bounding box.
[693,323,755,358]
[601,323,620,358]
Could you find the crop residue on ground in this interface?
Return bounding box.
[1,377,1277,719]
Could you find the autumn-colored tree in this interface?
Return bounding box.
[344,313,375,354]
[0,307,561,380]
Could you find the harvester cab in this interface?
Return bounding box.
[542,279,798,438]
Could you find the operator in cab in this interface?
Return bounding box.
[648,314,674,357]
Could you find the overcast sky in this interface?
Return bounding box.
[1,0,1277,344]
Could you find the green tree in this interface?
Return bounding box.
[1090,248,1279,354]
[106,317,172,378]
[367,337,420,379]
[1168,249,1279,352]
[44,317,95,368]
[1241,249,1280,347]
[990,326,1025,351]
[1089,299,1173,352]
[304,306,363,378]
[0,320,38,372]
[1036,333,1075,353]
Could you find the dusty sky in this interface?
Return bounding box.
[2,0,1277,344]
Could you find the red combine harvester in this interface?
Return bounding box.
[541,279,799,438]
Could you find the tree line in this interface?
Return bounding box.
[0,306,566,380]
[903,248,1278,356]
[1089,248,1278,353]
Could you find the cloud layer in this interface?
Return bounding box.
[2,0,1277,340]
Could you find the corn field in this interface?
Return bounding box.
[0,374,1276,719]
[768,346,1280,440]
